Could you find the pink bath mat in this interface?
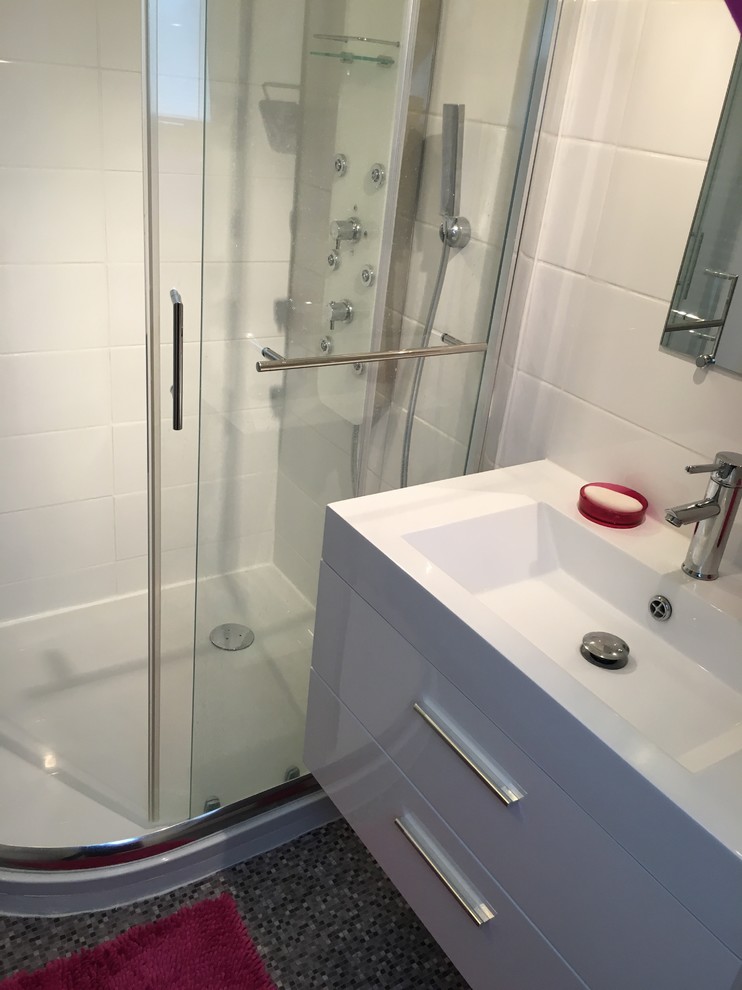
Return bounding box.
[1,894,276,990]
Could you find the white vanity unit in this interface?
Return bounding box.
[304,461,742,990]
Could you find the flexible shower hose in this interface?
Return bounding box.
[400,239,451,488]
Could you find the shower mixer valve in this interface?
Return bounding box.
[328,299,354,330]
[330,216,362,250]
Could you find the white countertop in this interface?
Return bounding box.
[327,460,742,864]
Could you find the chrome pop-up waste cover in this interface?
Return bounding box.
[580,631,630,670]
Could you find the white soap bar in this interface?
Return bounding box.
[584,485,643,513]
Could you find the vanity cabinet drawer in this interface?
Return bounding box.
[313,563,742,990]
[305,669,588,990]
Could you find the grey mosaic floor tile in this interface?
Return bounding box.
[0,820,468,989]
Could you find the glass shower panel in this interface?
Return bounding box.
[0,0,153,841]
[149,0,205,825]
[190,0,412,815]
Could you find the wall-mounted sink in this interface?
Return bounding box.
[405,501,742,775]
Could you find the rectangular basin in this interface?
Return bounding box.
[405,502,742,774]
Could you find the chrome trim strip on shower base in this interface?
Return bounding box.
[0,776,321,871]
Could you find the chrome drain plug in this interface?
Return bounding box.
[209,623,255,651]
[580,631,630,670]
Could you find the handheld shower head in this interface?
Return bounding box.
[440,103,465,218]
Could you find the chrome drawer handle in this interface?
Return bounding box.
[413,701,525,807]
[394,816,495,927]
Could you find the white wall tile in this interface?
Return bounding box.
[160,173,203,263]
[391,318,485,447]
[536,139,615,275]
[104,171,145,263]
[0,0,98,66]
[620,1,738,160]
[0,498,116,585]
[115,546,197,596]
[0,350,111,437]
[590,148,705,299]
[560,0,646,144]
[200,339,280,413]
[278,419,353,507]
[203,177,294,264]
[114,484,197,560]
[198,408,280,483]
[113,417,199,494]
[274,473,325,571]
[197,472,277,544]
[196,531,273,578]
[517,262,588,384]
[0,565,118,624]
[97,0,142,72]
[101,69,143,172]
[0,265,108,354]
[499,371,709,517]
[492,0,742,564]
[0,62,101,169]
[202,261,290,340]
[0,428,113,514]
[159,116,204,176]
[108,264,146,346]
[110,346,146,423]
[0,170,106,264]
[430,0,540,126]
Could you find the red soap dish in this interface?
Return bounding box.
[578,483,648,529]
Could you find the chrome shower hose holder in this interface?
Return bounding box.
[440,216,471,248]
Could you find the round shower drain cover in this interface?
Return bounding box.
[210,623,255,651]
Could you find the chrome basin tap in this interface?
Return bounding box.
[665,451,742,580]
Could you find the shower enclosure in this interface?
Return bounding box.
[0,0,554,865]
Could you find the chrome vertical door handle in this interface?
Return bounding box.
[170,289,183,430]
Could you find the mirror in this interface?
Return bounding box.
[662,43,742,373]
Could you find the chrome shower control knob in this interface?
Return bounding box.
[330,217,362,243]
[327,250,340,271]
[360,265,376,287]
[328,299,354,328]
[320,336,333,354]
[370,163,386,188]
[333,153,348,176]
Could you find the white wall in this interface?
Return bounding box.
[491,0,740,548]
[196,0,304,584]
[367,0,550,491]
[0,0,205,622]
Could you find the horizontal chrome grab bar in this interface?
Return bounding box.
[256,341,486,373]
[394,816,496,926]
[413,701,525,807]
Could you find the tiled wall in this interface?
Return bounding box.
[0,0,192,623]
[489,0,741,546]
[196,0,303,584]
[274,0,418,603]
[366,0,550,492]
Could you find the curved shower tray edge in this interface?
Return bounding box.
[0,778,337,916]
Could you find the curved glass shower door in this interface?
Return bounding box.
[0,0,178,845]
[190,0,419,814]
